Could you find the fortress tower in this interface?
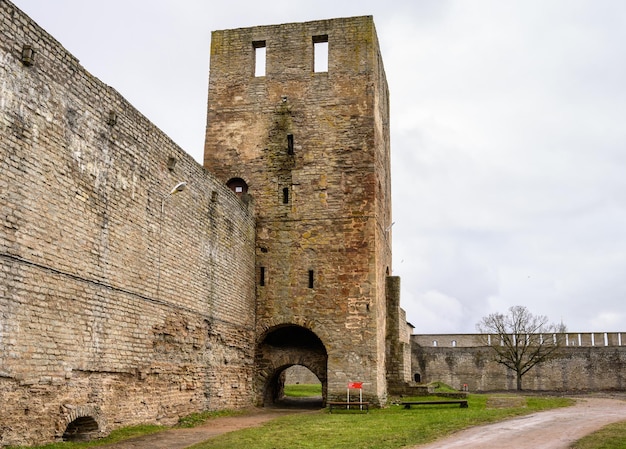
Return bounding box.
[204,16,396,405]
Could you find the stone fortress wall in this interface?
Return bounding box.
[412,333,626,392]
[0,4,411,446]
[1,2,256,445]
[1,0,624,446]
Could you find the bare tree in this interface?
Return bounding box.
[476,305,566,390]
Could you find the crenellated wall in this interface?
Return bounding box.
[0,1,256,446]
[413,332,626,348]
[411,333,626,392]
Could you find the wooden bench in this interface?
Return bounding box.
[401,400,468,409]
[327,401,370,413]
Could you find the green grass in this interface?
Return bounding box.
[6,424,164,449]
[570,420,626,449]
[186,395,573,449]
[7,410,246,449]
[176,409,248,428]
[8,395,573,449]
[284,383,323,397]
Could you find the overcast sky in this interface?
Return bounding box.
[13,0,626,334]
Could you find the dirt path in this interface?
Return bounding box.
[95,408,311,449]
[409,397,626,449]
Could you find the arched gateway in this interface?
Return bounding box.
[256,325,327,406]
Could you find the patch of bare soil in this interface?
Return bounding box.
[409,396,626,449]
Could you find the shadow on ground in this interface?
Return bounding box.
[271,396,324,410]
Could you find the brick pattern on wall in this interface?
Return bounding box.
[0,1,256,446]
[412,335,626,392]
[204,16,395,405]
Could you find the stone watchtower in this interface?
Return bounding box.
[204,16,398,405]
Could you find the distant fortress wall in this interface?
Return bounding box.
[413,332,626,348]
[411,333,626,392]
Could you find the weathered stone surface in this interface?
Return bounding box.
[412,334,626,392]
[204,16,397,406]
[0,2,255,446]
[1,3,410,445]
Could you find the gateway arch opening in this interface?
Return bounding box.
[257,325,327,408]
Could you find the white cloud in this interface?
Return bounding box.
[13,0,626,334]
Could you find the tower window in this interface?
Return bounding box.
[313,35,328,73]
[282,187,289,204]
[308,270,314,289]
[287,134,294,155]
[253,41,266,77]
[226,178,248,197]
[260,267,265,286]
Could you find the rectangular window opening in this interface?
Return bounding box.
[287,134,294,155]
[313,35,328,73]
[282,187,289,204]
[308,270,314,289]
[253,41,266,77]
[260,267,265,286]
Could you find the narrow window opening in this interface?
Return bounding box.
[282,187,289,204]
[287,134,294,155]
[432,340,438,347]
[308,270,314,289]
[253,41,266,77]
[260,267,265,286]
[313,35,328,73]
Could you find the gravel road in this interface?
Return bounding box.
[409,397,626,449]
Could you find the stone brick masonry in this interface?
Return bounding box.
[0,4,411,446]
[7,1,621,446]
[0,2,255,445]
[203,16,398,406]
[412,333,626,391]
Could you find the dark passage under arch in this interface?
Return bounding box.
[63,416,99,442]
[256,324,327,408]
